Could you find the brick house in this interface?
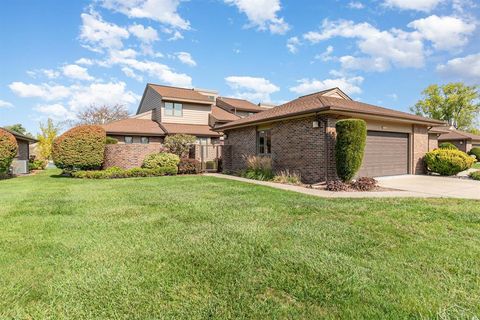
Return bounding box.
[101,83,269,168]
[217,88,446,184]
[438,129,480,152]
[102,83,268,145]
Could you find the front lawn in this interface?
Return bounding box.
[473,162,480,169]
[1,170,480,319]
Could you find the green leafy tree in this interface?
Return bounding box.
[411,83,480,130]
[164,134,196,158]
[4,123,34,138]
[37,119,61,160]
[335,119,367,182]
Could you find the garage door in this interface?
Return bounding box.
[357,131,409,177]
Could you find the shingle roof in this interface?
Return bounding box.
[161,123,222,137]
[2,128,37,143]
[148,83,213,104]
[438,129,480,141]
[102,118,165,136]
[216,92,445,130]
[211,106,240,122]
[217,97,266,112]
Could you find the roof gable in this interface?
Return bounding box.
[149,83,213,104]
[216,97,266,112]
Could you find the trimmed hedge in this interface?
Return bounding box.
[424,149,475,176]
[468,147,480,160]
[53,125,106,171]
[72,166,177,179]
[178,158,201,174]
[470,170,480,181]
[164,134,196,157]
[0,128,18,173]
[335,119,367,182]
[143,152,180,170]
[439,142,458,150]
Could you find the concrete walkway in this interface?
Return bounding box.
[205,173,480,200]
[205,173,435,198]
[376,175,480,200]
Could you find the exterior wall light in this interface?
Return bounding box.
[312,120,319,128]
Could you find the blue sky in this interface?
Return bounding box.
[0,0,479,134]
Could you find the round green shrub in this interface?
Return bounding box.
[52,125,106,171]
[335,119,367,182]
[468,147,480,161]
[143,152,180,170]
[424,149,475,176]
[439,142,458,150]
[0,128,18,173]
[470,170,480,181]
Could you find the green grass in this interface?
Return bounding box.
[473,162,480,169]
[1,170,480,319]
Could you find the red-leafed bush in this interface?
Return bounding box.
[0,128,18,173]
[52,125,106,171]
[351,177,378,191]
[178,158,201,174]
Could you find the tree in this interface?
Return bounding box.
[335,119,367,182]
[37,119,61,160]
[164,134,197,158]
[76,104,129,125]
[4,123,34,138]
[411,83,480,130]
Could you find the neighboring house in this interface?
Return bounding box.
[438,129,480,152]
[102,83,267,145]
[2,128,37,174]
[217,88,445,184]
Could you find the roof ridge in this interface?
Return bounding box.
[299,88,337,99]
[148,83,194,91]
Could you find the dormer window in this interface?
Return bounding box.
[165,102,183,117]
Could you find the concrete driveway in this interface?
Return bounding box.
[376,175,480,200]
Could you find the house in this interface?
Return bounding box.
[102,83,267,145]
[2,128,37,174]
[438,129,480,152]
[216,88,445,184]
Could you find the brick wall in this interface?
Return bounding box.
[103,144,166,169]
[413,125,429,174]
[223,116,337,184]
[428,133,438,151]
[222,126,257,172]
[16,140,30,160]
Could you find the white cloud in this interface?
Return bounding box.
[108,54,192,87]
[348,1,365,9]
[80,10,129,51]
[101,0,190,30]
[408,15,476,50]
[9,82,71,101]
[315,46,334,61]
[225,76,280,102]
[35,104,76,120]
[27,69,61,79]
[75,58,94,66]
[0,100,13,108]
[62,64,95,81]
[383,0,443,12]
[175,52,197,66]
[128,24,159,43]
[303,19,425,71]
[290,76,364,95]
[224,0,290,34]
[121,67,144,82]
[287,37,301,54]
[339,56,390,72]
[437,53,480,81]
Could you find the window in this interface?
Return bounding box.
[165,102,183,117]
[196,137,209,145]
[141,137,149,144]
[124,136,133,144]
[257,129,271,155]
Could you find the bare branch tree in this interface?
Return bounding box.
[76,105,129,125]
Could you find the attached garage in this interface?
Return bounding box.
[357,131,409,177]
